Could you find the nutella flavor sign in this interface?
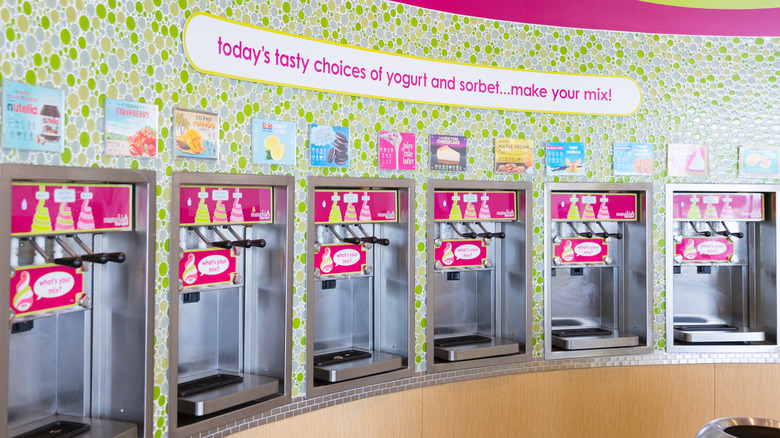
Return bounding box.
[2,80,65,153]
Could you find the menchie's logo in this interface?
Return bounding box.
[104,214,130,226]
[7,103,37,114]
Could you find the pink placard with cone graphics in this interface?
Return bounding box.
[11,183,132,236]
[179,185,273,226]
[675,237,734,262]
[550,193,638,221]
[433,191,517,222]
[554,238,609,264]
[314,243,367,276]
[434,239,488,268]
[314,190,398,224]
[179,248,238,289]
[10,265,84,318]
[672,193,764,221]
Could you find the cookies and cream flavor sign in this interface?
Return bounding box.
[310,123,349,168]
[668,143,708,177]
[173,108,219,160]
[613,142,654,176]
[430,134,468,171]
[495,138,533,174]
[739,146,780,178]
[546,142,585,176]
[253,119,296,165]
[2,80,64,153]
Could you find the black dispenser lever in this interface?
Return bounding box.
[475,222,505,239]
[328,225,360,245]
[689,222,711,237]
[594,222,623,240]
[356,224,390,246]
[567,222,593,238]
[71,235,120,264]
[720,221,743,239]
[191,227,232,249]
[25,237,83,269]
[226,226,253,248]
[448,222,477,239]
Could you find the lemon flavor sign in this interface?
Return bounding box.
[173,108,219,160]
[252,119,295,165]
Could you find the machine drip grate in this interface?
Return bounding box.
[434,334,492,347]
[674,324,739,332]
[551,328,613,337]
[13,421,90,438]
[313,349,372,366]
[178,373,244,397]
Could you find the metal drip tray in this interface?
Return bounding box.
[551,327,639,350]
[674,324,766,343]
[9,415,136,438]
[313,350,403,383]
[178,370,280,417]
[433,335,520,361]
[313,349,372,366]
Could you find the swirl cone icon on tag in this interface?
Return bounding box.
[76,191,95,231]
[478,200,491,219]
[359,193,372,221]
[320,247,333,273]
[12,271,34,312]
[464,201,477,219]
[213,200,228,223]
[683,239,698,260]
[31,185,52,233]
[449,195,463,220]
[55,202,75,232]
[229,189,244,223]
[182,253,198,285]
[329,199,342,223]
[441,242,455,265]
[194,188,211,224]
[344,202,358,222]
[567,197,580,220]
[582,203,595,220]
[561,240,575,262]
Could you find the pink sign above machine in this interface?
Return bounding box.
[433,191,518,222]
[179,248,238,289]
[393,0,780,36]
[553,238,610,264]
[550,193,637,221]
[675,237,734,262]
[314,190,398,224]
[314,243,368,276]
[10,264,85,318]
[672,193,764,221]
[434,239,488,268]
[11,183,133,236]
[179,185,273,226]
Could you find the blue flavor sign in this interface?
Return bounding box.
[2,80,64,153]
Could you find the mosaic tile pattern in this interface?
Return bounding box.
[0,0,778,436]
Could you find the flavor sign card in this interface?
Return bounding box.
[430,134,468,172]
[2,80,64,153]
[104,98,159,157]
[10,264,84,318]
[668,143,708,177]
[495,138,533,174]
[554,238,609,264]
[253,118,296,165]
[314,190,398,224]
[310,124,349,168]
[180,248,238,289]
[546,142,585,176]
[11,183,133,236]
[433,191,518,221]
[314,243,367,276]
[378,131,416,170]
[613,142,654,176]
[434,239,488,268]
[739,146,780,178]
[550,193,638,221]
[172,108,219,160]
[179,185,273,226]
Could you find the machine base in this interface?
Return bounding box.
[551,328,639,350]
[178,370,280,416]
[313,350,403,383]
[433,335,520,361]
[9,414,136,438]
[674,324,766,343]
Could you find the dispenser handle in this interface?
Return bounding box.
[211,241,233,249]
[106,252,126,263]
[249,239,267,248]
[54,257,83,269]
[343,237,361,245]
[491,231,506,239]
[376,238,390,246]
[462,231,477,239]
[611,233,623,240]
[232,240,253,248]
[81,253,109,264]
[360,236,379,244]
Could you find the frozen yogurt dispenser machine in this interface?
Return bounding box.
[169,173,293,436]
[427,179,532,372]
[0,164,155,437]
[666,184,779,353]
[307,177,414,397]
[544,183,653,359]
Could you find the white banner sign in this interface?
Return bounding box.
[183,13,642,116]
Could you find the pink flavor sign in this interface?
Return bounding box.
[672,193,764,221]
[179,248,238,289]
[434,239,488,268]
[180,185,273,226]
[314,190,398,224]
[10,264,84,318]
[314,243,367,276]
[675,237,734,262]
[11,183,133,236]
[378,131,416,170]
[550,193,637,221]
[554,238,609,264]
[433,191,517,222]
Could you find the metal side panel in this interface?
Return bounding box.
[433,336,520,362]
[177,371,279,417]
[9,414,136,438]
[313,351,403,383]
[551,330,639,350]
[674,329,766,343]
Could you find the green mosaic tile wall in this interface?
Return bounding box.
[1,0,778,436]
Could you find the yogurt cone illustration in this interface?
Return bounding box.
[703,202,718,219]
[31,185,52,233]
[194,187,211,224]
[441,242,455,265]
[567,196,580,220]
[182,253,199,284]
[683,239,698,260]
[229,189,244,222]
[449,194,463,220]
[582,203,595,220]
[344,202,358,222]
[328,198,343,222]
[478,200,491,219]
[561,240,575,262]
[721,201,734,219]
[76,188,95,230]
[464,201,477,220]
[213,200,228,223]
[597,196,610,220]
[320,247,334,273]
[359,194,372,221]
[54,202,75,232]
[12,271,34,312]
